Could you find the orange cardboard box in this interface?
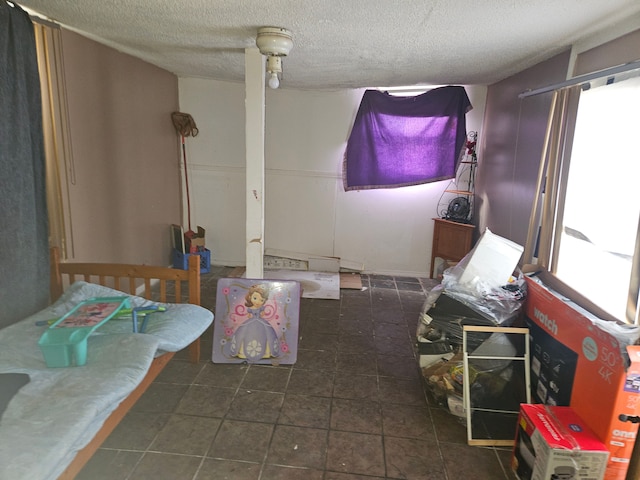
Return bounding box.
[524,274,640,480]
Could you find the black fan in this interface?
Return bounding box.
[446,197,470,222]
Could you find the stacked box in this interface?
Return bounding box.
[524,274,640,480]
[512,404,609,480]
[185,226,206,253]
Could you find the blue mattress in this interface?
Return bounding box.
[0,281,213,480]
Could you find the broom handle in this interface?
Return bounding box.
[182,135,192,232]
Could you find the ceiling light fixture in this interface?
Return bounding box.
[256,26,293,89]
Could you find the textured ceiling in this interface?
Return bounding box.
[16,0,640,90]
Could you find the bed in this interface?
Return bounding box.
[0,247,213,480]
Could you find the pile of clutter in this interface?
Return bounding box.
[417,228,640,480]
[417,228,526,417]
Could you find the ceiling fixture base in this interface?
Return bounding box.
[256,27,293,57]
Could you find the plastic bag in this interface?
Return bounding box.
[441,259,526,326]
[433,227,526,325]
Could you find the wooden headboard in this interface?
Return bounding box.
[48,246,202,363]
[50,247,200,304]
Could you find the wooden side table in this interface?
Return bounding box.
[430,218,475,278]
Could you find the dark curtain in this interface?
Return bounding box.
[343,86,472,191]
[0,1,50,328]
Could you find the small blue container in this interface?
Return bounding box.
[172,248,211,273]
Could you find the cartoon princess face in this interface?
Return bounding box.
[250,291,265,308]
[245,285,268,308]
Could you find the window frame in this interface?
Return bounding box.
[523,72,640,325]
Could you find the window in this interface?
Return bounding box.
[527,69,640,324]
[343,86,471,191]
[555,75,640,322]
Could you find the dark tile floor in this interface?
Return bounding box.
[77,266,517,480]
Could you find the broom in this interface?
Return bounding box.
[171,112,199,248]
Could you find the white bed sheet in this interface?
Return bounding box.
[0,282,213,480]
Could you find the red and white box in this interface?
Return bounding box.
[524,273,640,480]
[512,404,609,480]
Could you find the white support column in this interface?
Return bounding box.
[245,47,266,279]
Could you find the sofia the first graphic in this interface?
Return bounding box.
[212,278,300,364]
[229,284,280,361]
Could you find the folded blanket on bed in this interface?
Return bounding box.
[0,281,213,480]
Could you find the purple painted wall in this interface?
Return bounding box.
[475,50,571,247]
[61,30,181,265]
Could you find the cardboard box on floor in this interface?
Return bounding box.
[512,404,609,480]
[524,272,640,480]
[185,226,206,253]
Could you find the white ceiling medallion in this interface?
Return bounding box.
[256,27,293,89]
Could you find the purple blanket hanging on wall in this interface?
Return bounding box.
[343,86,472,191]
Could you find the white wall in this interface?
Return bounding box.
[178,77,486,276]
